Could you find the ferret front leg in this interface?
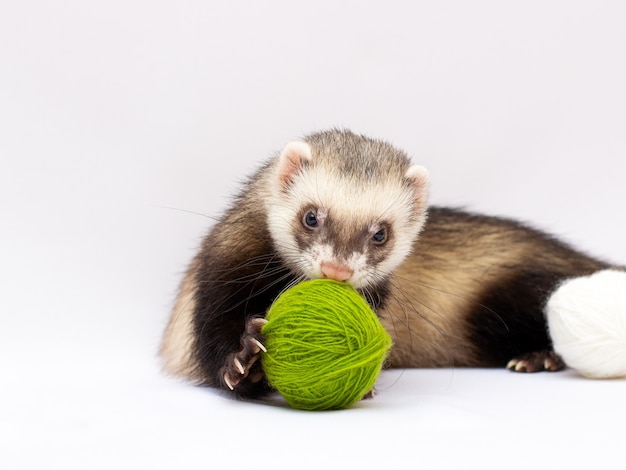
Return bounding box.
[220,317,268,391]
[506,350,565,373]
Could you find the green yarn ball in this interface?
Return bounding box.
[261,279,392,411]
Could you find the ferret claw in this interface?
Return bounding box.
[362,389,376,400]
[252,338,267,353]
[234,357,245,374]
[224,374,234,391]
[507,350,565,373]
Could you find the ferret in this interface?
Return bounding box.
[159,128,614,399]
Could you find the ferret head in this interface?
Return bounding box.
[265,130,430,290]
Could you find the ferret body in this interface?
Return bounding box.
[160,129,612,399]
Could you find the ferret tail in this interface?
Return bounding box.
[546,269,626,379]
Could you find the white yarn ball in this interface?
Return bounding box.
[546,269,626,379]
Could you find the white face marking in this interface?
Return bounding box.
[301,243,371,287]
[265,141,429,290]
[267,183,423,289]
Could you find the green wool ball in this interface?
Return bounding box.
[261,279,392,411]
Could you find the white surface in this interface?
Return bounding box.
[2,1,626,469]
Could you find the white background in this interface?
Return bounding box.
[2,1,626,469]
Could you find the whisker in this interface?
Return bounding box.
[203,268,292,317]
[195,269,298,348]
[391,273,509,332]
[206,254,285,283]
[154,204,220,222]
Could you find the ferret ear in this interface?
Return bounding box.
[277,141,313,187]
[405,165,430,209]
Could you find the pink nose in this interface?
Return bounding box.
[320,262,353,282]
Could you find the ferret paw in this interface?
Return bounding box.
[362,389,376,400]
[221,317,268,391]
[506,350,565,373]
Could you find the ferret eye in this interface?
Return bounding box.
[372,228,387,244]
[303,210,319,228]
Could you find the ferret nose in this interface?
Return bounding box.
[320,262,353,282]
